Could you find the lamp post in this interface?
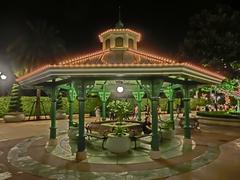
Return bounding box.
[0,72,7,80]
[0,72,7,96]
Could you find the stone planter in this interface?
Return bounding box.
[68,127,79,140]
[56,110,67,120]
[4,112,25,122]
[105,133,131,154]
[161,129,175,140]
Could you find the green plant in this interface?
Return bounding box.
[72,122,78,127]
[160,120,173,130]
[56,92,63,110]
[197,111,240,119]
[7,83,23,113]
[107,100,131,122]
[113,126,127,136]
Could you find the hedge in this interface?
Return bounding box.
[0,96,208,118]
[197,111,240,119]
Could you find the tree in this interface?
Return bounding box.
[181,5,240,78]
[8,83,23,112]
[7,20,66,119]
[7,20,66,75]
[57,92,64,111]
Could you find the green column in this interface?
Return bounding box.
[77,83,86,152]
[137,100,142,121]
[183,85,191,139]
[102,101,106,121]
[151,96,159,150]
[164,84,174,129]
[68,83,75,128]
[50,86,57,139]
[68,100,74,127]
[169,99,174,130]
[237,99,240,113]
[99,84,111,121]
[132,83,144,121]
[150,79,162,151]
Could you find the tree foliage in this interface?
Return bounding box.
[182,5,240,78]
[7,21,66,75]
[8,83,23,112]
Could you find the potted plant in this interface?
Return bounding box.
[4,83,25,122]
[56,92,67,119]
[107,100,131,124]
[105,126,131,153]
[160,120,175,140]
[68,122,79,140]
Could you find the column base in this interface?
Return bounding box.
[76,151,87,161]
[183,138,192,144]
[47,138,58,146]
[150,150,161,160]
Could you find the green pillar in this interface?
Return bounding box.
[169,99,174,130]
[69,100,74,127]
[77,84,86,152]
[102,101,106,121]
[183,85,191,139]
[99,84,111,121]
[50,85,57,139]
[68,83,75,128]
[151,96,159,150]
[132,83,144,121]
[150,79,162,151]
[237,99,240,113]
[164,84,174,129]
[137,100,142,121]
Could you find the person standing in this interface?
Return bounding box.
[95,106,101,121]
[145,104,151,118]
[132,104,138,121]
[157,105,161,120]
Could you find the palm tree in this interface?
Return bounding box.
[7,20,66,75]
[7,20,66,119]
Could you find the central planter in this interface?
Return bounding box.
[161,129,175,140]
[105,133,131,154]
[68,126,79,140]
[4,112,25,122]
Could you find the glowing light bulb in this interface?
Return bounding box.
[117,86,124,93]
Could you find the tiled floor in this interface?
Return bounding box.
[0,115,240,179]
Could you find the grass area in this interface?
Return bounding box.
[197,111,240,119]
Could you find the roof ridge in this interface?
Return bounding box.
[128,49,177,64]
[58,50,108,65]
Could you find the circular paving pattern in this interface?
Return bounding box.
[7,135,220,179]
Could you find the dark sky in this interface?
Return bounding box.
[0,0,239,57]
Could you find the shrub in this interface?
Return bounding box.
[197,111,240,119]
[7,84,23,112]
[56,92,64,110]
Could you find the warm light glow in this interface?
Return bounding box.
[99,28,141,42]
[1,74,7,80]
[0,72,7,80]
[117,86,124,93]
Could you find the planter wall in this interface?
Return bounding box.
[4,112,25,122]
[105,133,131,153]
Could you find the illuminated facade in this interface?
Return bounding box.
[17,23,225,161]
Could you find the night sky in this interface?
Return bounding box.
[0,0,239,57]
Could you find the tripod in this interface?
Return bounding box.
[28,100,47,120]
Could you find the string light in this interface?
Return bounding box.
[16,29,225,82]
[99,28,141,42]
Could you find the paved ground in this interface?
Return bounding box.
[0,115,240,179]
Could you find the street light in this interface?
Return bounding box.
[0,72,7,80]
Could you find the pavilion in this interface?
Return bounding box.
[17,20,225,161]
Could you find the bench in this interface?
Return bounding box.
[85,121,114,149]
[179,117,200,130]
